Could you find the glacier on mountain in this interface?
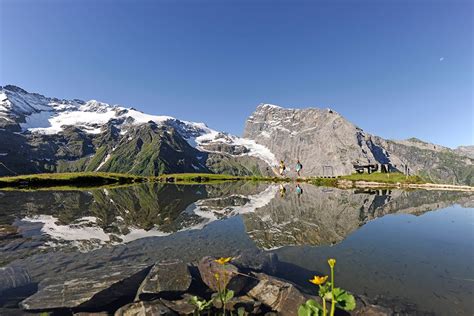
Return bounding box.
[0,85,278,168]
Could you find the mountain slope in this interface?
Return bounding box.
[244,104,473,185]
[1,85,472,185]
[0,85,275,176]
[243,104,391,176]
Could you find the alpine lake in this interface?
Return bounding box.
[0,181,473,315]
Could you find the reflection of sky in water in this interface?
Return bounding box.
[0,183,473,315]
[274,205,474,316]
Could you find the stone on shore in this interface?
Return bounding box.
[247,273,310,316]
[160,294,195,315]
[197,256,253,294]
[20,264,151,310]
[212,294,262,314]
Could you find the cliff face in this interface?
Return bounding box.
[244,104,474,185]
[243,104,390,176]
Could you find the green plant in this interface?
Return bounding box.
[189,295,214,315]
[214,257,235,316]
[298,258,356,316]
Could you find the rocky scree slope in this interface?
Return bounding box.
[0,85,275,176]
[243,104,473,185]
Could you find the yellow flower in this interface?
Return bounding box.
[214,273,220,280]
[215,257,232,265]
[328,258,336,268]
[309,275,328,285]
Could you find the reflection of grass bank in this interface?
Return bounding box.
[157,173,291,184]
[0,172,143,189]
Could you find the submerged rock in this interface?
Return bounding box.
[20,264,151,311]
[352,304,392,316]
[232,249,279,275]
[135,259,192,301]
[115,300,176,316]
[0,266,32,295]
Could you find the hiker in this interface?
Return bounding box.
[279,184,286,197]
[296,184,303,197]
[279,160,286,176]
[295,159,303,177]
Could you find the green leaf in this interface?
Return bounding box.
[318,282,331,297]
[333,288,356,311]
[237,306,246,316]
[201,299,213,311]
[189,296,213,311]
[297,299,322,316]
[225,289,234,302]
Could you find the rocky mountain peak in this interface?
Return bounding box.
[244,104,380,176]
[2,85,29,94]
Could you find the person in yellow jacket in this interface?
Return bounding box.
[279,160,286,176]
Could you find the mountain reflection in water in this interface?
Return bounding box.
[0,182,472,315]
[1,182,471,252]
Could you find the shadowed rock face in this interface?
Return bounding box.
[242,184,474,249]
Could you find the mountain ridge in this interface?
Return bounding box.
[0,85,275,177]
[0,85,472,185]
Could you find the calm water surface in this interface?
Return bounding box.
[0,182,472,315]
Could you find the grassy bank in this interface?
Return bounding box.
[0,171,436,191]
[0,172,143,189]
[339,172,425,184]
[157,173,245,184]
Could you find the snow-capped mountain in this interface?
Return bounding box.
[1,84,472,185]
[0,85,276,176]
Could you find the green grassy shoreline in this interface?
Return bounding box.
[0,171,445,191]
[0,172,143,189]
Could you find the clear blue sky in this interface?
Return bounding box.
[1,0,472,148]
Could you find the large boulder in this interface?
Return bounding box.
[135,260,192,301]
[20,264,151,311]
